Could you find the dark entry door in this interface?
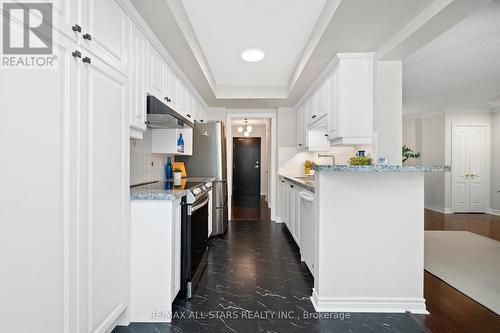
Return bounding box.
[233,138,261,197]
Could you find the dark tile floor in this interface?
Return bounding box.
[113,216,427,332]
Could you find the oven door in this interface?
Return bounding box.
[181,193,209,299]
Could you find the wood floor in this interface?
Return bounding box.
[415,209,500,333]
[231,195,270,220]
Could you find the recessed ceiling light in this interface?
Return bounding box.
[241,49,265,62]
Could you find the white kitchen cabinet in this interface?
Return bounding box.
[171,199,182,300]
[129,21,148,139]
[315,79,327,121]
[131,198,183,323]
[284,181,300,245]
[79,47,129,333]
[152,128,193,156]
[81,0,129,74]
[147,44,166,101]
[0,30,80,333]
[327,53,374,145]
[165,64,178,109]
[175,80,186,116]
[299,189,315,277]
[296,106,306,149]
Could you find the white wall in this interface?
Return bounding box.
[492,112,500,212]
[403,111,493,213]
[374,61,403,165]
[130,129,170,185]
[231,124,269,196]
[277,107,297,148]
[207,107,227,122]
[402,117,417,166]
[420,114,446,211]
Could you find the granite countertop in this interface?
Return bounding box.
[130,177,215,200]
[280,175,315,193]
[313,165,450,173]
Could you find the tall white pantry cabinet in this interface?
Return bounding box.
[0,0,200,332]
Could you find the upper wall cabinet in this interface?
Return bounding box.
[296,105,306,148]
[327,53,374,145]
[297,53,374,148]
[129,21,148,139]
[147,44,166,101]
[81,0,129,74]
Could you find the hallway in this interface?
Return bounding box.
[114,208,427,332]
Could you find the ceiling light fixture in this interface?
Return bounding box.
[240,119,253,137]
[241,48,265,62]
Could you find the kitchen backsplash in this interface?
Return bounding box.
[130,129,172,185]
[278,145,375,176]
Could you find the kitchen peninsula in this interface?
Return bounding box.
[310,165,448,314]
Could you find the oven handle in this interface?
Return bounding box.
[191,196,209,213]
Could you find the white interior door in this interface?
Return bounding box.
[468,127,487,212]
[452,125,487,213]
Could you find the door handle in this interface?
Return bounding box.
[254,165,259,168]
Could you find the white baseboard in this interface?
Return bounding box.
[489,208,500,216]
[425,204,453,214]
[274,216,284,223]
[310,289,428,314]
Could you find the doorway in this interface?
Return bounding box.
[452,125,488,213]
[233,137,261,200]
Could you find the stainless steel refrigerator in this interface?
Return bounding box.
[177,121,228,235]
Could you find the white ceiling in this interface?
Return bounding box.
[182,0,326,88]
[403,0,500,115]
[131,0,492,107]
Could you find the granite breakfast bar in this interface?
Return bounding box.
[310,165,448,314]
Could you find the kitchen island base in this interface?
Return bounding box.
[312,169,429,314]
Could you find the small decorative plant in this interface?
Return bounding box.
[304,160,316,175]
[402,145,421,163]
[349,156,373,166]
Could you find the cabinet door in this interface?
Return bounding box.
[284,183,290,228]
[171,200,182,298]
[80,53,128,332]
[165,65,177,109]
[52,0,80,43]
[316,80,327,119]
[184,93,194,121]
[327,70,339,140]
[289,184,297,239]
[0,31,79,333]
[147,44,166,101]
[296,106,305,148]
[81,0,129,73]
[129,22,147,133]
[175,81,185,115]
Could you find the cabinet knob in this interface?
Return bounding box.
[164,97,171,102]
[186,114,191,118]
[290,184,294,188]
[72,50,81,58]
[72,24,82,33]
[83,33,92,41]
[312,115,317,119]
[298,143,302,146]
[82,57,91,64]
[324,134,329,137]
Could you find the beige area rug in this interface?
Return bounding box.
[425,231,500,314]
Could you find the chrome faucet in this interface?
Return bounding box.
[318,154,335,165]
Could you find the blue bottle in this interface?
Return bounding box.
[177,133,184,153]
[165,157,173,179]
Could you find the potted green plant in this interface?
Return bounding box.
[402,145,421,163]
[349,156,373,166]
